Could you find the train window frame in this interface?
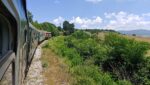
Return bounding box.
[0,14,11,59]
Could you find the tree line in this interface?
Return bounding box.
[28,11,75,36]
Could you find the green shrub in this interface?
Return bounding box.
[71,30,91,39]
[71,65,117,85]
[103,33,150,84]
[42,61,49,68]
[44,31,150,85]
[117,80,132,85]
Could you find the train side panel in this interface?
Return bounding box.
[0,0,51,85]
[0,0,28,85]
[27,23,39,64]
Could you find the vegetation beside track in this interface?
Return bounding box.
[41,30,150,85]
[41,48,71,85]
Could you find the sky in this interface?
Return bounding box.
[27,0,150,30]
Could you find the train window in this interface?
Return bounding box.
[0,14,10,58]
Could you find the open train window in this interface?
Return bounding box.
[0,14,10,59]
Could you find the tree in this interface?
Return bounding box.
[57,26,62,31]
[132,34,136,36]
[32,21,42,30]
[69,23,75,33]
[40,22,59,36]
[27,11,33,22]
[63,21,75,35]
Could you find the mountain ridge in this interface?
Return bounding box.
[118,29,150,37]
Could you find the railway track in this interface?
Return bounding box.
[24,46,44,85]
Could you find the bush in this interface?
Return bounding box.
[103,33,150,84]
[42,61,49,68]
[32,22,60,36]
[71,30,91,39]
[117,80,132,85]
[44,31,150,85]
[71,65,117,85]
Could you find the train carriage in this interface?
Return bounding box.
[0,0,50,85]
[45,32,51,39]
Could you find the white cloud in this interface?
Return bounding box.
[52,12,150,30]
[142,13,150,17]
[52,16,64,26]
[104,12,115,19]
[85,0,102,4]
[52,16,102,29]
[70,16,103,29]
[93,16,103,23]
[104,11,150,30]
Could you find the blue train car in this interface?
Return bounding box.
[0,0,50,85]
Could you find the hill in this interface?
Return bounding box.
[118,29,150,37]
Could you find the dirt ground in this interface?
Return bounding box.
[41,48,71,85]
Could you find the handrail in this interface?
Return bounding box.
[0,51,15,79]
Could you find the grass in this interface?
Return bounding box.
[98,32,150,43]
[42,35,133,85]
[41,48,72,85]
[98,32,150,57]
[146,50,150,57]
[126,35,150,43]
[125,35,150,57]
[97,32,105,40]
[41,32,150,85]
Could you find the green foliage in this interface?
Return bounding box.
[28,11,59,36]
[71,65,114,85]
[63,21,75,35]
[117,80,132,85]
[27,11,33,22]
[44,31,150,85]
[42,61,49,68]
[41,22,59,36]
[44,34,118,85]
[84,29,118,34]
[57,26,62,31]
[71,30,91,39]
[32,21,59,36]
[103,33,150,85]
